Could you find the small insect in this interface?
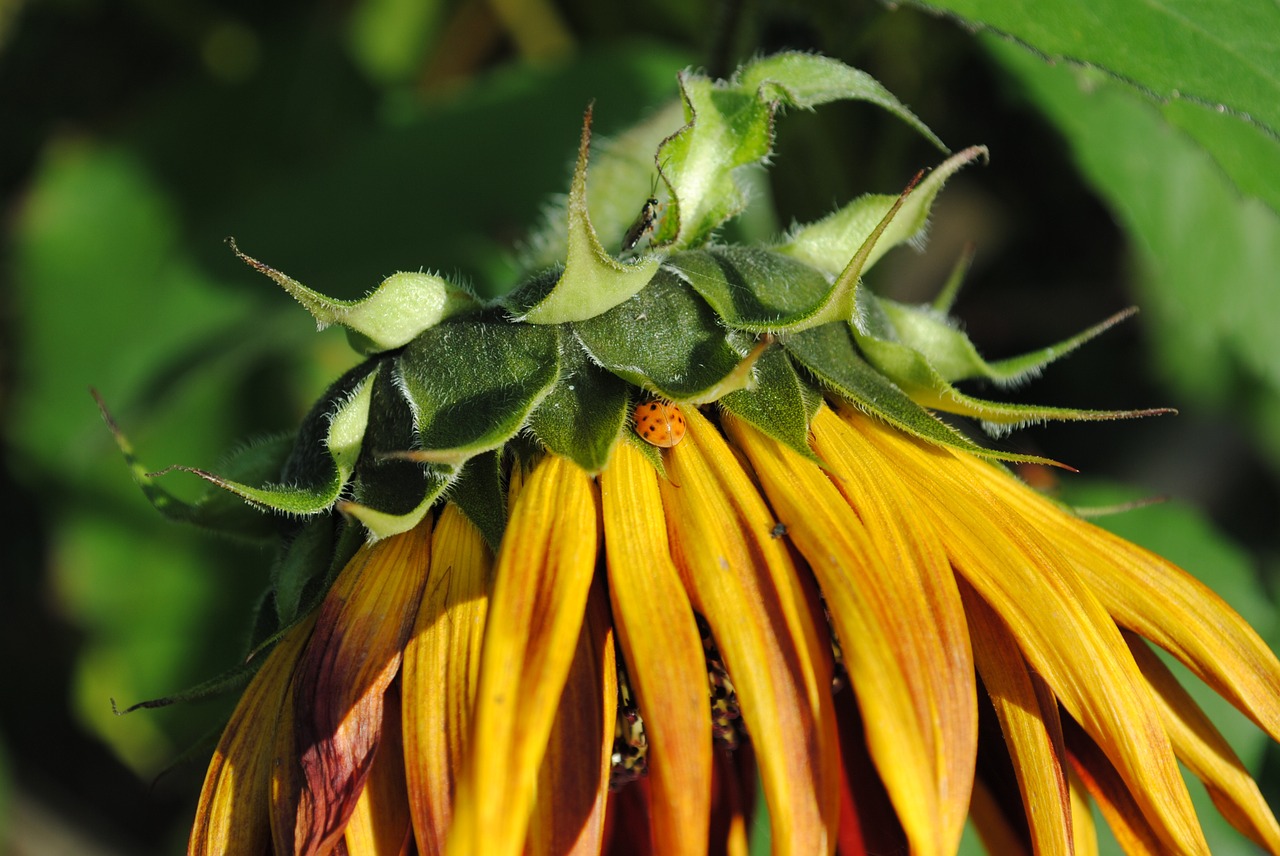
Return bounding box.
[770,522,788,539]
[621,172,663,252]
[633,400,686,448]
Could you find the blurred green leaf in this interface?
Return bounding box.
[905,0,1280,214]
[986,42,1280,420]
[347,0,446,84]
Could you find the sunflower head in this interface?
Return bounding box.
[106,52,1280,856]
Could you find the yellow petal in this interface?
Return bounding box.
[661,406,839,855]
[1068,766,1099,856]
[189,615,315,856]
[290,515,434,855]
[599,440,712,856]
[446,455,600,856]
[527,582,616,856]
[731,410,976,856]
[1124,631,1280,852]
[1065,717,1165,856]
[958,579,1072,856]
[401,503,493,856]
[345,684,412,855]
[839,406,1210,855]
[966,455,1280,743]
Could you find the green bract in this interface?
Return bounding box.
[111,52,1160,554]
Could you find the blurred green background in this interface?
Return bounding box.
[2,0,1277,852]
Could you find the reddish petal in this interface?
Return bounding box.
[189,616,315,856]
[292,517,434,854]
[344,683,412,855]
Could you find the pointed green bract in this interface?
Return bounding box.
[397,319,562,461]
[342,366,455,538]
[864,295,1141,386]
[229,240,478,353]
[855,330,1170,435]
[519,101,687,273]
[514,107,661,324]
[271,516,336,625]
[146,361,379,517]
[777,147,987,280]
[783,322,1060,465]
[734,52,946,151]
[97,386,291,538]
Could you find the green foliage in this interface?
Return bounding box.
[907,0,1280,214]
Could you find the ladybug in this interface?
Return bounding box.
[633,400,686,448]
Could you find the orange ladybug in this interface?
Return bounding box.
[633,400,686,448]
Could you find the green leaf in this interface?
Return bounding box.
[96,389,293,537]
[513,107,662,324]
[572,267,757,403]
[1157,97,1280,218]
[908,0,1280,217]
[987,41,1280,412]
[396,319,562,462]
[720,348,821,462]
[907,0,1280,140]
[527,341,630,473]
[654,52,945,249]
[776,146,986,280]
[132,360,378,518]
[228,239,479,353]
[450,450,507,553]
[782,322,1056,465]
[855,327,1170,436]
[670,246,834,332]
[517,99,687,273]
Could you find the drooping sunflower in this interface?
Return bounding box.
[109,54,1280,855]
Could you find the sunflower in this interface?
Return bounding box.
[109,53,1280,855]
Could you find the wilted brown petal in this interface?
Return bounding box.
[291,517,434,854]
[189,616,315,856]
